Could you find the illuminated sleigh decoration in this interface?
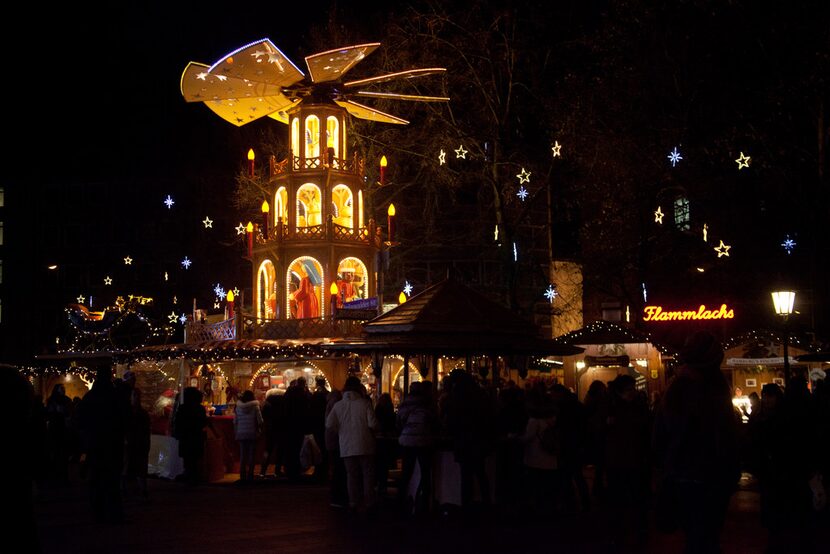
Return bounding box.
[65,300,165,351]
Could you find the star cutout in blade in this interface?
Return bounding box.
[203,217,213,228]
[438,149,446,165]
[668,147,683,167]
[235,223,246,235]
[735,152,751,170]
[552,141,562,157]
[714,240,731,258]
[516,168,531,184]
[124,256,133,265]
[654,207,664,224]
[104,276,112,285]
[454,145,467,159]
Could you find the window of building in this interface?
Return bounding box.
[305,115,320,159]
[296,183,321,228]
[326,116,339,158]
[291,118,300,158]
[673,196,690,231]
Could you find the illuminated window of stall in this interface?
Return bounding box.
[326,116,339,158]
[674,196,690,231]
[332,184,353,228]
[296,183,321,228]
[291,118,300,158]
[286,256,324,319]
[274,187,287,226]
[257,259,277,320]
[336,257,368,303]
[305,115,320,159]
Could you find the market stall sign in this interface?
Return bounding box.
[584,355,630,367]
[643,304,734,322]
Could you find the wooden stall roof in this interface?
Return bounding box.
[552,320,676,355]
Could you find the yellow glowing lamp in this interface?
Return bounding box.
[246,222,254,232]
[398,291,407,304]
[387,204,396,216]
[247,148,255,161]
[330,282,339,295]
[261,200,270,213]
[380,155,388,168]
[227,291,235,302]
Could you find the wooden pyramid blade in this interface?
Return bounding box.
[208,38,305,88]
[305,43,380,83]
[344,68,446,88]
[334,99,408,125]
[355,91,450,102]
[204,95,298,127]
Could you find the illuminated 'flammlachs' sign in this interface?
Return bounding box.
[643,304,735,322]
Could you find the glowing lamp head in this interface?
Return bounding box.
[330,282,339,295]
[227,291,235,302]
[398,291,407,304]
[247,148,255,161]
[387,204,396,217]
[380,155,388,168]
[246,222,254,233]
[771,290,795,316]
[261,200,270,213]
[47,264,58,270]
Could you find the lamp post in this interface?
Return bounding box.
[771,290,795,387]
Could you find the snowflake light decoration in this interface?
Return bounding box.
[179,314,188,324]
[164,195,175,209]
[213,284,226,298]
[516,168,531,184]
[781,235,796,254]
[517,186,529,201]
[544,285,558,302]
[454,145,467,159]
[182,257,192,269]
[667,147,683,167]
[202,216,213,228]
[403,281,413,296]
[735,152,751,170]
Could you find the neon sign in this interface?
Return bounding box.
[643,304,734,322]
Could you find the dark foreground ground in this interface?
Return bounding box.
[31,470,788,554]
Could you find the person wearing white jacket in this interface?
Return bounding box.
[325,376,378,513]
[234,390,263,482]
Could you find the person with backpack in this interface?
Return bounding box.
[515,388,560,520]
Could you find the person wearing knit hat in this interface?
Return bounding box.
[678,331,725,370]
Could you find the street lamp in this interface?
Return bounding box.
[771,290,795,386]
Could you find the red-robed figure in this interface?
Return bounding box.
[291,265,320,318]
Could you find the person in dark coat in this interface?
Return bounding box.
[283,377,311,480]
[374,392,398,500]
[260,389,286,477]
[173,387,208,486]
[123,388,151,497]
[45,382,73,485]
[653,331,741,554]
[309,377,330,483]
[77,367,129,523]
[396,382,438,514]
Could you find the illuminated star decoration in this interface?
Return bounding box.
[513,242,518,262]
[214,302,221,310]
[667,147,683,167]
[233,287,240,297]
[182,257,192,269]
[438,149,446,165]
[642,283,648,303]
[164,195,175,209]
[544,285,558,302]
[735,152,751,170]
[552,141,562,157]
[124,256,133,265]
[104,276,112,285]
[494,225,499,241]
[235,223,246,235]
[516,168,531,184]
[781,235,796,254]
[654,206,664,224]
[179,314,188,324]
[164,272,169,281]
[454,145,467,159]
[403,281,413,296]
[517,186,529,201]
[168,312,178,324]
[714,240,731,258]
[202,217,213,229]
[703,223,708,242]
[76,295,85,304]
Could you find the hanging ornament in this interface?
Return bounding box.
[173,296,178,304]
[517,186,529,201]
[124,256,133,265]
[544,285,558,302]
[403,281,413,296]
[164,195,175,209]
[233,287,240,297]
[164,272,169,281]
[735,152,751,170]
[703,223,708,242]
[552,141,562,157]
[214,283,226,298]
[454,145,467,159]
[438,149,446,165]
[202,216,213,228]
[654,206,664,224]
[781,235,796,254]
[76,295,85,304]
[167,312,178,324]
[714,240,731,258]
[516,167,531,184]
[235,223,246,235]
[494,224,499,241]
[104,276,113,285]
[181,257,192,269]
[214,302,221,310]
[179,314,188,324]
[667,147,683,167]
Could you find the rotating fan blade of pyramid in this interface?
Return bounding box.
[344,67,447,88]
[304,43,381,83]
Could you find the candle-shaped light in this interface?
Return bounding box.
[227,290,235,319]
[387,203,396,244]
[261,200,270,239]
[246,221,254,258]
[330,282,340,315]
[379,155,388,186]
[398,291,407,304]
[247,148,255,177]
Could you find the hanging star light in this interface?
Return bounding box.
[76,295,85,304]
[781,235,796,254]
[182,257,192,269]
[214,302,221,309]
[168,312,178,324]
[714,240,731,258]
[173,296,178,305]
[735,152,751,170]
[202,216,213,228]
[403,281,413,296]
[164,195,175,209]
[233,287,240,297]
[124,256,133,265]
[654,206,664,224]
[454,145,467,159]
[517,186,529,201]
[179,314,188,324]
[235,223,246,235]
[438,149,446,165]
[513,242,518,261]
[667,147,683,167]
[642,283,648,303]
[552,141,562,157]
[164,272,169,281]
[494,224,499,241]
[703,223,708,242]
[516,168,531,184]
[104,276,112,285]
[544,284,558,302]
